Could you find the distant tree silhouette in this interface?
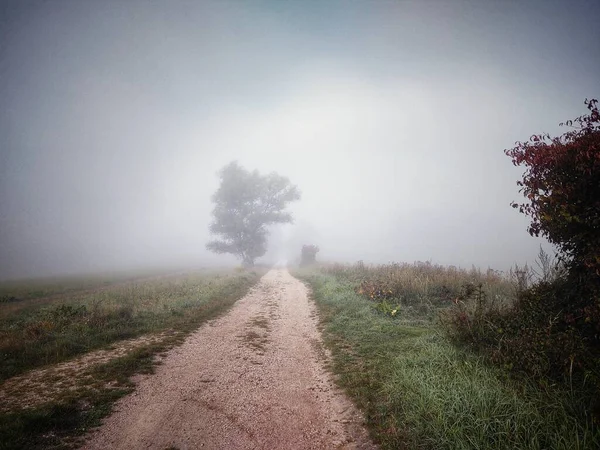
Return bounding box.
[300,245,319,266]
[207,162,300,266]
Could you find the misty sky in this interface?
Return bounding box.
[1,0,599,279]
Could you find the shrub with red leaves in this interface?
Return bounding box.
[505,98,600,279]
[442,99,600,415]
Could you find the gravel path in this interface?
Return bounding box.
[82,269,376,450]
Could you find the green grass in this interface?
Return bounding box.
[296,269,599,450]
[0,268,265,450]
[0,344,160,450]
[0,268,183,303]
[0,269,262,380]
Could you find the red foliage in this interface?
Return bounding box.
[504,99,600,277]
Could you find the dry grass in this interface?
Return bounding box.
[322,260,516,307]
[0,267,265,450]
[296,265,599,449]
[0,270,260,380]
[0,330,180,412]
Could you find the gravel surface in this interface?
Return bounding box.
[81,269,376,450]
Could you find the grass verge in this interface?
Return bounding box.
[296,269,599,450]
[0,270,261,380]
[0,268,264,450]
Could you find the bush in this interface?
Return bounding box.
[300,244,319,266]
[443,98,600,426]
[505,98,599,290]
[444,279,600,430]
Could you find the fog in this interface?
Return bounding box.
[1,0,598,279]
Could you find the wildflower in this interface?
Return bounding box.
[391,309,397,316]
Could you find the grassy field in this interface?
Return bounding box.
[0,267,264,450]
[296,263,599,450]
[0,269,261,380]
[0,269,177,301]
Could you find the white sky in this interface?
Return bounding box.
[1,0,598,278]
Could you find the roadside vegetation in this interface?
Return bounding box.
[297,262,598,449]
[296,99,600,449]
[0,268,178,303]
[0,268,264,449]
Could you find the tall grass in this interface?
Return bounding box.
[297,266,599,449]
[324,260,514,302]
[0,270,262,380]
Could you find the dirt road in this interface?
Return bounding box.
[82,269,376,450]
